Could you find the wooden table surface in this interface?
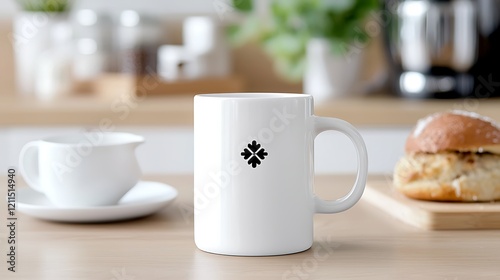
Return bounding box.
[1,174,500,280]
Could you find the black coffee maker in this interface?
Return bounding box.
[384,0,500,98]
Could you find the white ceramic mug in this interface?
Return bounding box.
[194,93,368,256]
[19,132,144,207]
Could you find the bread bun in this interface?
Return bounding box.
[394,110,500,202]
[406,110,500,155]
[394,152,500,201]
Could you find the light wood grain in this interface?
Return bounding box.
[94,74,245,99]
[364,179,500,230]
[1,174,500,279]
[1,91,500,127]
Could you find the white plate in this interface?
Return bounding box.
[16,181,178,223]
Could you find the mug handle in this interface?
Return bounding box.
[19,141,44,193]
[312,117,368,213]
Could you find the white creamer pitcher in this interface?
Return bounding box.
[19,132,144,207]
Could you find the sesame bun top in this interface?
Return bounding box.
[405,110,500,155]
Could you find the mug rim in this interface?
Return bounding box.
[38,132,144,147]
[195,93,312,100]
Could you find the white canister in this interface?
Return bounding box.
[303,38,363,102]
[182,16,231,79]
[12,12,67,95]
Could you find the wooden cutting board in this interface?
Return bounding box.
[363,179,500,230]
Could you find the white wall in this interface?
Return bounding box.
[314,127,408,174]
[2,126,195,174]
[0,0,221,19]
[1,126,410,175]
[0,0,17,19]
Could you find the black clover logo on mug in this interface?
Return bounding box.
[241,140,268,168]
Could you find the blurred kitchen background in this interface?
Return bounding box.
[0,0,320,98]
[1,0,500,175]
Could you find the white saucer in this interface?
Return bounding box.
[16,181,178,223]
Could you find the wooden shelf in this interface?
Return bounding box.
[315,94,500,127]
[1,92,499,127]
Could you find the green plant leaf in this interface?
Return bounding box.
[262,33,303,57]
[227,16,263,46]
[18,0,69,12]
[232,0,253,12]
[274,55,305,82]
[319,0,355,12]
[226,0,380,81]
